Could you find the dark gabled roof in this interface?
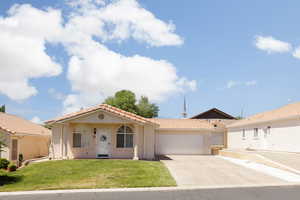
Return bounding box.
[191,108,236,120]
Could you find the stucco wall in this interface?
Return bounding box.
[227,119,300,152]
[50,110,156,160]
[18,135,50,160]
[0,131,10,160]
[50,124,62,159]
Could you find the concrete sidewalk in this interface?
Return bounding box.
[256,151,300,171]
[2,184,300,200]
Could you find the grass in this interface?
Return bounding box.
[0,159,176,192]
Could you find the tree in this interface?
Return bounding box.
[137,96,159,118]
[0,105,5,113]
[104,90,138,114]
[104,90,159,118]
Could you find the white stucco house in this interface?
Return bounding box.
[227,102,300,153]
[46,104,228,160]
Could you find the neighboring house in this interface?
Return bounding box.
[46,104,227,160]
[191,108,236,120]
[0,112,51,161]
[227,102,300,153]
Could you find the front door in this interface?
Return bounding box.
[96,128,111,158]
[11,139,18,160]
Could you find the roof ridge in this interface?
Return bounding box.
[47,103,157,125]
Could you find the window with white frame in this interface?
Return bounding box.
[242,129,246,139]
[254,128,258,138]
[265,126,271,138]
[116,125,134,148]
[73,133,82,148]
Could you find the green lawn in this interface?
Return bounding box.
[0,160,176,192]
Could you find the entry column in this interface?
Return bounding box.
[133,124,139,160]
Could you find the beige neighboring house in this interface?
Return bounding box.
[0,112,51,161]
[227,102,300,153]
[46,104,226,160]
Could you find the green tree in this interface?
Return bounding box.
[104,90,138,114]
[104,90,159,118]
[0,105,5,113]
[137,96,159,118]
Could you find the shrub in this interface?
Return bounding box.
[8,163,17,172]
[0,158,9,169]
[18,154,24,167]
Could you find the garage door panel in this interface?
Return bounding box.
[158,134,205,155]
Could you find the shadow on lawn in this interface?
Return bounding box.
[0,174,23,186]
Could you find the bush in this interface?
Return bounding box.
[8,163,17,172]
[0,158,9,169]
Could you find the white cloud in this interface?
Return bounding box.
[0,4,63,100]
[60,0,192,113]
[292,47,300,59]
[226,80,240,89]
[226,80,257,89]
[64,0,183,46]
[63,40,195,113]
[0,1,194,114]
[254,36,292,54]
[48,88,65,100]
[31,116,42,124]
[245,80,257,86]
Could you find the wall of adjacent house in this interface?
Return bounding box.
[0,131,10,160]
[227,119,300,152]
[143,125,155,159]
[50,124,62,159]
[18,135,50,160]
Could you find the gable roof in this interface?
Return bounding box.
[191,108,236,120]
[149,118,226,131]
[46,104,157,125]
[228,102,300,128]
[0,113,51,136]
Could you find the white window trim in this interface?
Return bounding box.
[73,132,82,148]
[116,126,134,148]
[253,128,259,139]
[242,129,246,140]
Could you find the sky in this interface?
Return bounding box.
[0,0,300,123]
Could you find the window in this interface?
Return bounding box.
[73,133,82,148]
[254,128,258,138]
[265,126,271,138]
[242,129,246,139]
[116,126,134,148]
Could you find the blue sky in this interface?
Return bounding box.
[0,0,300,123]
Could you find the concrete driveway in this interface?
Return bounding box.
[161,155,287,186]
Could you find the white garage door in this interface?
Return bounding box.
[158,134,205,155]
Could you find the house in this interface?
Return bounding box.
[46,104,227,160]
[227,102,300,153]
[0,112,51,161]
[191,108,236,120]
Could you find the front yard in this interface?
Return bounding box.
[0,159,176,192]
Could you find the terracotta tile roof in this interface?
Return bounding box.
[149,118,225,131]
[46,104,157,125]
[0,113,51,136]
[228,102,300,128]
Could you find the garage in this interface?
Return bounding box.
[157,133,206,155]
